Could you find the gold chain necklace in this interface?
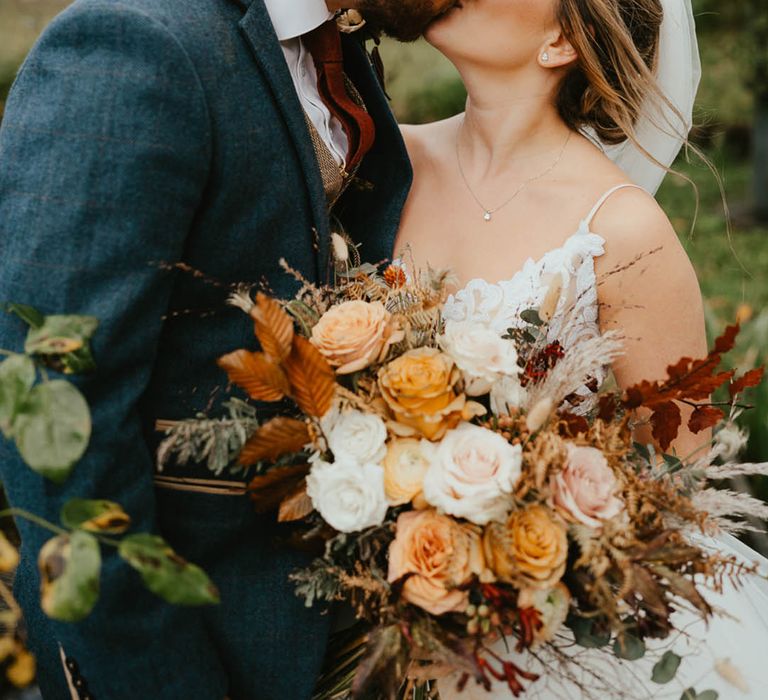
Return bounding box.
[456,122,572,222]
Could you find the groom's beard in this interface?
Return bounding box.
[356,0,456,42]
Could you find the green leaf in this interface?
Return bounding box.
[520,308,544,327]
[567,615,611,649]
[24,315,98,355]
[118,534,219,606]
[61,499,131,535]
[680,691,718,700]
[13,380,91,483]
[23,314,99,374]
[5,303,45,330]
[38,530,100,622]
[0,354,36,438]
[652,650,682,684]
[613,632,646,660]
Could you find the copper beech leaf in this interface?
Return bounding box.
[688,406,724,434]
[251,293,294,363]
[278,480,314,522]
[282,336,336,418]
[247,464,309,514]
[730,367,765,399]
[218,349,290,402]
[238,417,310,466]
[650,401,682,452]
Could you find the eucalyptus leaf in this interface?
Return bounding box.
[652,651,682,684]
[24,315,99,356]
[0,354,35,438]
[38,530,100,622]
[520,308,544,327]
[613,633,646,661]
[118,534,219,606]
[61,499,131,535]
[13,380,91,483]
[567,615,611,649]
[5,303,44,330]
[680,690,718,700]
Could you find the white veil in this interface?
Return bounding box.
[593,0,701,194]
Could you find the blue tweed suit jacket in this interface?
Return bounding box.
[0,0,412,697]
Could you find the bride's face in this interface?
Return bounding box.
[426,0,561,72]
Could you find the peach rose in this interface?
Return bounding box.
[383,438,431,507]
[549,444,624,529]
[311,300,403,374]
[378,347,484,441]
[388,509,485,615]
[483,505,568,590]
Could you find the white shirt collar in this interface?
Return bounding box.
[263,0,334,42]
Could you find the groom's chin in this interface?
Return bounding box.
[359,0,459,42]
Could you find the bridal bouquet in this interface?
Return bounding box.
[161,241,766,698]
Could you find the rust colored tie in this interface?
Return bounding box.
[303,20,376,171]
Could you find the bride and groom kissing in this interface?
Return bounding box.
[0,0,730,698]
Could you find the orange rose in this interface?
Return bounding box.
[378,348,484,441]
[311,300,403,374]
[383,438,430,507]
[483,505,568,590]
[388,509,485,616]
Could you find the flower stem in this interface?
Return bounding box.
[0,508,67,536]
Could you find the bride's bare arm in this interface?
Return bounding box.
[592,188,709,458]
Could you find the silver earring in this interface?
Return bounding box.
[541,52,550,62]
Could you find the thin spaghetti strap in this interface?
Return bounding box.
[581,183,647,230]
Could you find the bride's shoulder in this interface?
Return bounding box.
[400,116,461,172]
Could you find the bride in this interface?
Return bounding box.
[393,0,768,697]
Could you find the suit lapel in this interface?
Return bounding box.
[235,0,331,281]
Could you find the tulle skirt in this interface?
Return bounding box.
[438,533,768,699]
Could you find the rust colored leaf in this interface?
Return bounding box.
[650,401,681,452]
[730,366,765,399]
[283,336,336,418]
[598,395,618,422]
[559,412,589,437]
[713,323,740,355]
[247,464,310,514]
[651,564,711,618]
[688,405,724,434]
[239,417,310,466]
[251,293,294,363]
[630,564,668,618]
[218,350,290,402]
[278,480,314,522]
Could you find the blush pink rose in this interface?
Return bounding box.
[549,444,624,529]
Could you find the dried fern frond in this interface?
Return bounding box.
[156,399,260,476]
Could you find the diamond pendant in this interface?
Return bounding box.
[483,211,492,222]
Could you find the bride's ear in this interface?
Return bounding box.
[538,32,578,69]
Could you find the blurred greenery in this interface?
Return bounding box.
[0,2,766,467]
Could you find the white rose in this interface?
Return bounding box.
[422,423,522,525]
[714,423,749,462]
[490,374,529,416]
[327,410,387,465]
[442,280,505,326]
[439,320,520,396]
[306,459,388,533]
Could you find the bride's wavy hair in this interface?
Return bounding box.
[556,0,668,146]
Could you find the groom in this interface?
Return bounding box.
[0,0,452,697]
